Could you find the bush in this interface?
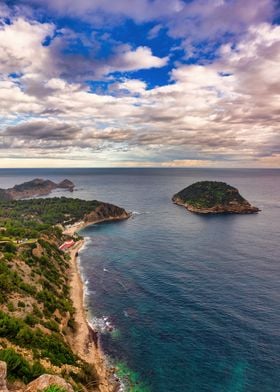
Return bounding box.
[0,311,76,366]
[3,242,17,253]
[7,302,15,312]
[43,385,67,392]
[0,348,45,383]
[43,320,60,333]
[24,314,39,327]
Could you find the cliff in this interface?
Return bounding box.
[84,202,130,224]
[172,181,260,214]
[0,197,130,391]
[0,178,74,200]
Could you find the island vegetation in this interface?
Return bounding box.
[0,196,130,391]
[172,181,260,214]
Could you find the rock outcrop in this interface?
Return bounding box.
[0,178,74,200]
[172,181,260,214]
[0,365,74,392]
[0,361,9,392]
[84,202,131,224]
[25,374,74,392]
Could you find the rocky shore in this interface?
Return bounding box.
[64,210,131,392]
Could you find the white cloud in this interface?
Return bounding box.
[148,24,163,40]
[112,79,147,95]
[0,13,279,167]
[23,0,184,23]
[109,46,168,71]
[0,17,168,86]
[0,17,55,75]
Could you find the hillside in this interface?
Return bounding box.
[0,197,130,391]
[172,181,260,214]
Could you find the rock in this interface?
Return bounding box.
[58,179,75,191]
[25,374,74,392]
[0,361,9,392]
[172,181,260,214]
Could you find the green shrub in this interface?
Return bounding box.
[19,281,37,295]
[0,348,45,383]
[43,385,67,392]
[7,302,15,312]
[24,314,39,327]
[1,242,17,254]
[32,304,43,318]
[43,320,60,333]
[0,311,76,366]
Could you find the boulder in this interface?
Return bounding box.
[25,374,74,392]
[0,361,9,392]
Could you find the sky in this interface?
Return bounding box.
[0,0,279,168]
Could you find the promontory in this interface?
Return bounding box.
[172,181,260,214]
[0,178,75,200]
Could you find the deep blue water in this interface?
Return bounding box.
[0,168,279,391]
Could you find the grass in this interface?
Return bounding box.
[43,385,67,392]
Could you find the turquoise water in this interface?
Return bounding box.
[0,168,279,391]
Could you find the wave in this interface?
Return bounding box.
[132,211,151,215]
[88,314,116,334]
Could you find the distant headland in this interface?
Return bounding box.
[172,181,260,214]
[0,178,74,200]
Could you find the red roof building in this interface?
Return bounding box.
[59,240,75,251]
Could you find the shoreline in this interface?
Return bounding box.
[66,218,127,392]
[63,214,131,237]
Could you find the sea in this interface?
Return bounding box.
[0,168,279,392]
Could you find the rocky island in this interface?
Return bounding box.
[172,181,260,214]
[0,195,130,391]
[0,178,75,200]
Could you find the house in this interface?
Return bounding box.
[59,239,75,251]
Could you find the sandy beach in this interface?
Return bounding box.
[67,237,120,392]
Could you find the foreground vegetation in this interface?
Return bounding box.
[0,198,101,390]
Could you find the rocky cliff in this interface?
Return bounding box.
[0,178,74,200]
[84,202,131,224]
[172,181,260,214]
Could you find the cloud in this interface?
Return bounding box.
[108,46,168,72]
[0,17,55,75]
[15,0,277,58]
[21,0,184,23]
[148,24,163,39]
[110,78,147,95]
[0,17,168,88]
[167,0,275,40]
[0,5,279,167]
[5,120,81,140]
